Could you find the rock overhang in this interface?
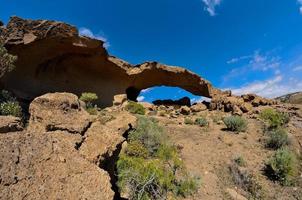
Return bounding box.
[0,16,223,107]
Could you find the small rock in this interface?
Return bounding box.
[113,94,127,106]
[191,103,207,112]
[180,106,190,115]
[0,116,23,133]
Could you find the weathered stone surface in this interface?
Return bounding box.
[0,92,140,200]
[113,94,127,106]
[0,116,23,133]
[0,131,114,200]
[0,16,222,107]
[29,92,91,134]
[191,103,207,112]
[180,106,191,115]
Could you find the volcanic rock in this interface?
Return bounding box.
[0,16,222,107]
[0,116,23,133]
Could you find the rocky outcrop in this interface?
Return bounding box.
[0,116,23,133]
[0,92,137,199]
[0,16,222,107]
[210,93,276,115]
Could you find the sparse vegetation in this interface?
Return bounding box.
[230,162,265,199]
[80,92,98,115]
[234,156,246,167]
[260,108,290,128]
[266,148,298,186]
[266,128,290,150]
[223,116,247,132]
[0,44,17,78]
[0,90,22,117]
[195,117,208,127]
[184,118,194,125]
[126,101,146,115]
[117,116,200,199]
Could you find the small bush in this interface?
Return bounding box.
[80,92,98,114]
[0,44,17,78]
[184,118,194,125]
[125,141,149,158]
[195,117,208,127]
[266,148,298,185]
[175,175,200,197]
[0,101,22,117]
[223,116,247,132]
[266,128,290,149]
[126,101,145,115]
[128,116,165,155]
[260,108,290,128]
[234,156,246,167]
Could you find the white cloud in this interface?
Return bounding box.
[137,96,145,102]
[202,0,222,16]
[298,0,302,14]
[229,75,302,98]
[141,88,152,93]
[293,66,302,71]
[224,50,280,81]
[79,27,110,49]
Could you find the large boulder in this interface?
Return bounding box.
[29,92,91,134]
[0,16,222,107]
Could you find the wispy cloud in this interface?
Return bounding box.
[293,65,302,71]
[137,96,145,102]
[79,27,110,49]
[228,75,302,98]
[298,0,302,14]
[224,50,280,81]
[202,0,222,16]
[141,88,153,93]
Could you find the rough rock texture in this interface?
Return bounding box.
[210,93,276,115]
[0,16,221,107]
[0,116,23,133]
[0,92,137,200]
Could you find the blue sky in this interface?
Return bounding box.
[1,0,302,102]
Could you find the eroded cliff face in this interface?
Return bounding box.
[0,16,221,107]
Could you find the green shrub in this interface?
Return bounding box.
[266,148,298,185]
[128,116,165,155]
[117,117,199,199]
[184,118,194,125]
[175,175,200,197]
[260,108,290,128]
[223,116,247,132]
[126,101,145,115]
[0,44,17,78]
[125,141,149,158]
[234,156,246,167]
[266,128,290,149]
[195,117,208,127]
[80,92,98,114]
[0,101,22,117]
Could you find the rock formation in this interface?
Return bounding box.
[0,16,222,107]
[0,92,137,199]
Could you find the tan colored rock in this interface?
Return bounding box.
[29,92,91,134]
[0,16,223,107]
[191,103,207,112]
[180,106,191,115]
[113,94,127,106]
[139,102,156,111]
[0,116,23,133]
[79,122,124,164]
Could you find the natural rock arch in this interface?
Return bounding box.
[0,17,222,107]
